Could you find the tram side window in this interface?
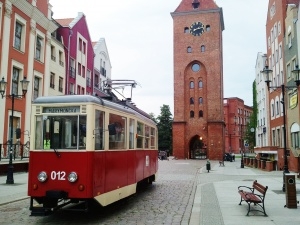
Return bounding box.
[94,110,105,150]
[150,127,156,149]
[108,113,126,150]
[145,125,150,149]
[35,116,43,149]
[136,122,144,148]
[129,118,135,149]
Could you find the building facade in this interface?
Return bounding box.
[224,98,253,155]
[171,0,225,160]
[0,0,57,155]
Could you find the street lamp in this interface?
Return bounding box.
[262,65,300,192]
[235,116,244,168]
[0,76,29,184]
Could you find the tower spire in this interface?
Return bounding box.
[192,0,200,9]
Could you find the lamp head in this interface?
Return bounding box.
[262,66,273,89]
[0,77,7,98]
[291,65,300,87]
[20,77,29,96]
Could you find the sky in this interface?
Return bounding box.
[50,0,269,117]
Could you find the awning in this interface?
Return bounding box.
[254,150,277,154]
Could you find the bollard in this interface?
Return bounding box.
[206,160,211,173]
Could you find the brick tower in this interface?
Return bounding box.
[171,0,225,160]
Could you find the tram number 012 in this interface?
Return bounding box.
[51,171,66,180]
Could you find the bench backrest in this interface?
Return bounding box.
[253,180,268,195]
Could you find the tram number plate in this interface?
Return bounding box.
[51,171,66,180]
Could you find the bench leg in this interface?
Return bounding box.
[238,196,243,205]
[246,203,251,216]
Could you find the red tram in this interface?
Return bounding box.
[28,95,158,215]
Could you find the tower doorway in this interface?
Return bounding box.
[190,136,207,159]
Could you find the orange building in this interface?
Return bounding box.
[171,0,225,160]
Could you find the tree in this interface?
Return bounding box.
[149,112,158,124]
[156,105,173,154]
[244,81,257,152]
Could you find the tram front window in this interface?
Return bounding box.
[35,115,87,150]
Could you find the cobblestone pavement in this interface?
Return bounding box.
[0,159,286,225]
[0,159,206,225]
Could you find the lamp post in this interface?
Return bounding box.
[0,76,29,184]
[262,65,300,192]
[235,116,244,168]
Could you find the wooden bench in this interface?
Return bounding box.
[238,180,268,216]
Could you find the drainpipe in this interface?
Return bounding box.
[67,29,73,94]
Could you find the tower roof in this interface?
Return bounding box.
[174,0,219,12]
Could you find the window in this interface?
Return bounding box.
[288,33,292,48]
[35,36,43,61]
[95,74,99,88]
[199,97,203,104]
[291,132,299,148]
[271,103,274,117]
[14,22,23,50]
[95,110,105,150]
[35,115,87,150]
[198,80,203,88]
[12,67,20,95]
[51,45,56,61]
[206,25,210,31]
[136,121,144,148]
[190,111,194,118]
[78,63,81,75]
[201,45,205,52]
[50,73,55,89]
[191,63,200,72]
[83,42,86,54]
[69,83,74,95]
[287,63,291,78]
[190,97,194,104]
[79,38,82,51]
[59,77,63,92]
[59,51,64,66]
[276,101,279,115]
[129,119,135,149]
[190,81,194,89]
[187,46,192,53]
[184,27,189,33]
[82,65,85,78]
[199,110,203,117]
[33,76,40,100]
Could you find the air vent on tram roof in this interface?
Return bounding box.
[81,105,87,113]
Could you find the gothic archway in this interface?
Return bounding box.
[189,136,207,159]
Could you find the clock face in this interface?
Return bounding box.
[190,22,205,36]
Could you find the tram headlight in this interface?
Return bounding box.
[37,171,47,182]
[68,172,78,183]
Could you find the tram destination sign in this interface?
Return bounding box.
[43,106,80,113]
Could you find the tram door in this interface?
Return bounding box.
[189,136,206,159]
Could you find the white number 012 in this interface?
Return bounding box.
[51,171,66,180]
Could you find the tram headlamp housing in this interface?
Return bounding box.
[68,172,78,183]
[37,171,47,182]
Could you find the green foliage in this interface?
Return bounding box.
[156,105,173,154]
[244,81,257,150]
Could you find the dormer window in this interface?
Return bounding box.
[192,0,200,9]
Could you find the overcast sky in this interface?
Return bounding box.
[50,0,269,116]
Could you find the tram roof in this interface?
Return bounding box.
[33,95,156,125]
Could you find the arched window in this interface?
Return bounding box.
[201,45,205,52]
[206,25,211,31]
[198,80,203,88]
[190,97,194,104]
[187,46,192,53]
[190,81,194,89]
[199,110,203,117]
[190,111,194,118]
[184,27,189,33]
[199,97,203,104]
